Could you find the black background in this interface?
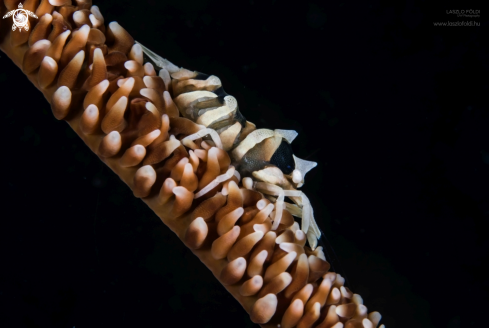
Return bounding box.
[0,1,487,327]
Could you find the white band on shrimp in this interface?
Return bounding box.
[181,128,223,150]
[194,166,235,199]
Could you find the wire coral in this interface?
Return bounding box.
[0,1,385,327]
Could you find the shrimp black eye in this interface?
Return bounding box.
[270,140,295,175]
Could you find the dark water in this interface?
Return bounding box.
[0,1,487,327]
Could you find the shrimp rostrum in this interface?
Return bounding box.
[138,41,322,250]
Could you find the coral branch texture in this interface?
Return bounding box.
[0,1,384,327]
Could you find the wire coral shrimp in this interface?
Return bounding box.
[0,1,386,327]
[138,40,322,249]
